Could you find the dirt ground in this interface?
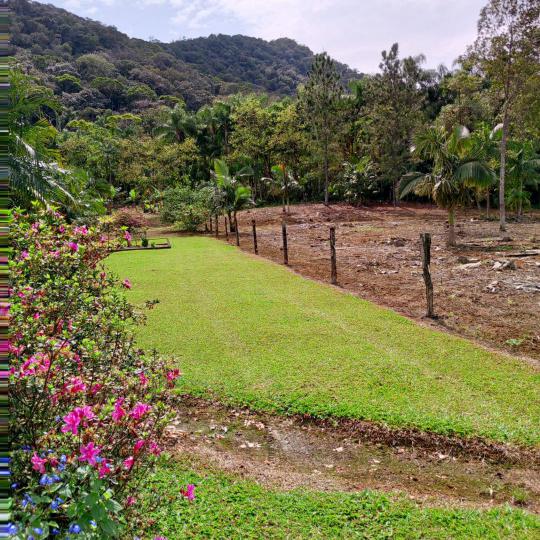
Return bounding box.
[224,203,540,364]
[167,397,540,512]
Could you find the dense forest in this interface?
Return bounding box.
[11,0,357,113]
[11,0,540,241]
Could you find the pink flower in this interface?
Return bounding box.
[31,453,47,474]
[112,399,126,423]
[68,241,79,252]
[134,440,146,454]
[123,456,135,471]
[20,250,29,260]
[61,410,81,435]
[74,225,89,236]
[66,377,87,394]
[33,312,40,320]
[180,484,195,502]
[166,369,181,387]
[79,442,101,466]
[98,460,112,479]
[149,442,162,456]
[124,231,132,242]
[122,279,132,289]
[61,406,95,435]
[130,402,151,420]
[126,496,136,507]
[90,383,103,395]
[139,372,149,386]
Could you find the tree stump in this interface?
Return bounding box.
[330,226,337,285]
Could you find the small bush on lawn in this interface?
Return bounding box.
[112,207,147,231]
[9,207,179,538]
[160,186,213,232]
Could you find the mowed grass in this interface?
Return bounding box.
[134,456,540,539]
[107,237,540,445]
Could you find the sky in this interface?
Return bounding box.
[48,0,487,73]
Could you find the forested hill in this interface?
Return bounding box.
[167,35,356,95]
[11,0,359,114]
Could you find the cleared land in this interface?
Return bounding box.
[226,203,540,361]
[107,236,540,446]
[134,456,540,539]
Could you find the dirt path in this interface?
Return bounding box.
[167,398,540,513]
[225,203,539,363]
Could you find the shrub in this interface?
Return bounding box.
[10,208,179,538]
[111,207,147,231]
[161,186,213,232]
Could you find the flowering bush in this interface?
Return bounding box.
[111,208,147,231]
[10,208,179,538]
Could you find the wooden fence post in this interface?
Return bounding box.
[329,226,337,285]
[224,217,229,241]
[252,219,258,254]
[282,221,289,265]
[420,233,435,318]
[215,215,219,238]
[235,214,240,246]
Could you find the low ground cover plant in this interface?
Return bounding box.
[10,208,180,538]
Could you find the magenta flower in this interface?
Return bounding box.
[139,372,149,386]
[180,484,195,502]
[68,241,79,252]
[20,250,29,260]
[134,440,146,454]
[124,231,132,242]
[79,442,101,466]
[61,410,81,435]
[122,279,132,289]
[98,460,112,479]
[74,225,89,236]
[149,442,162,456]
[31,453,47,474]
[123,456,134,470]
[166,369,181,387]
[112,399,126,423]
[130,402,151,420]
[126,496,136,507]
[67,377,87,394]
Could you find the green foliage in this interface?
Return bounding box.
[133,457,540,539]
[107,237,540,446]
[161,185,214,231]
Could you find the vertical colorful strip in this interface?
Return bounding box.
[0,0,9,536]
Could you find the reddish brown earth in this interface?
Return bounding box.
[223,203,540,364]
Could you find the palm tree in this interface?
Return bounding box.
[212,159,253,231]
[156,104,197,143]
[399,125,495,246]
[262,164,298,214]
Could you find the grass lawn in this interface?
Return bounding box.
[107,237,540,446]
[133,456,540,539]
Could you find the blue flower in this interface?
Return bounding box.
[7,523,18,534]
[68,524,81,534]
[51,528,60,536]
[60,455,67,463]
[89,520,97,528]
[27,536,35,540]
[11,482,18,489]
[57,463,65,472]
[22,493,35,508]
[51,497,64,510]
[33,528,43,535]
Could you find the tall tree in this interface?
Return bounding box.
[364,44,425,205]
[473,0,540,231]
[299,53,343,205]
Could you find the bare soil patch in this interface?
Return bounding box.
[167,397,540,512]
[226,203,540,362]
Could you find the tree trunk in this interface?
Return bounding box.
[447,208,456,247]
[499,102,510,232]
[228,211,234,232]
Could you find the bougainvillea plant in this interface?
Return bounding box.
[9,207,180,538]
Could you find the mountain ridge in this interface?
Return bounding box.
[11,0,360,114]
